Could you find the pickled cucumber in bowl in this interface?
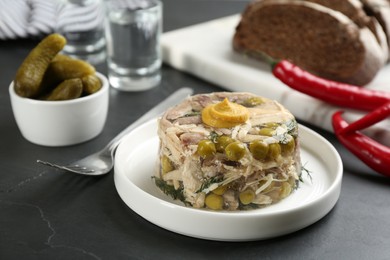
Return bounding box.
[14,33,102,101]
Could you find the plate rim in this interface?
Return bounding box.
[114,118,343,240]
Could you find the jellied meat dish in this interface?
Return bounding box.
[154,92,302,211]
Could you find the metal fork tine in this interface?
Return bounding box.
[70,167,96,173]
[65,164,94,171]
[66,166,96,173]
[36,160,95,174]
[37,160,70,171]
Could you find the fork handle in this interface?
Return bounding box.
[104,87,194,154]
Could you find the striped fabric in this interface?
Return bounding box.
[0,0,158,40]
[56,0,105,34]
[0,0,103,40]
[106,0,155,10]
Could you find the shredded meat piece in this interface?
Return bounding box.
[180,132,205,146]
[174,116,202,125]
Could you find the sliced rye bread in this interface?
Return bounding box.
[306,0,389,59]
[360,0,390,58]
[306,0,370,27]
[233,0,385,85]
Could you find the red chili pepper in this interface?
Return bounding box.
[272,60,390,111]
[339,102,390,135]
[332,106,390,177]
[271,59,390,176]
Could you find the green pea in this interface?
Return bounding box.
[265,122,279,128]
[281,137,295,155]
[212,185,228,195]
[205,193,223,210]
[197,140,216,158]
[243,97,264,107]
[216,135,234,153]
[268,143,281,160]
[161,155,174,174]
[239,189,255,205]
[280,182,292,199]
[249,140,269,160]
[258,127,274,137]
[225,141,246,161]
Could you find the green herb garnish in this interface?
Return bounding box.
[286,119,298,137]
[209,131,219,143]
[183,110,201,117]
[238,203,262,210]
[300,163,313,183]
[152,177,187,203]
[196,175,224,193]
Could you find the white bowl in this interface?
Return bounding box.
[9,72,109,146]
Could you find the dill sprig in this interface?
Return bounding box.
[286,119,298,137]
[208,131,219,143]
[182,110,201,117]
[299,162,313,183]
[152,177,186,202]
[196,175,223,193]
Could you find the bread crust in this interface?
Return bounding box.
[306,0,389,59]
[360,0,390,59]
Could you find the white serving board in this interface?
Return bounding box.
[162,15,390,145]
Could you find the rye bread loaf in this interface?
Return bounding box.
[306,0,389,59]
[233,0,386,85]
[360,0,390,57]
[307,0,370,27]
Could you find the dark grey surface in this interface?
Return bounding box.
[1,1,390,259]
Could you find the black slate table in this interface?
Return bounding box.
[1,1,389,259]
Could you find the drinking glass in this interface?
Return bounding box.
[105,0,162,91]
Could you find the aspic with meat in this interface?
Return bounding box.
[154,92,302,211]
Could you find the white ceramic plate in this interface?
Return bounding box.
[114,119,343,241]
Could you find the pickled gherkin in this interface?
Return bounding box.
[45,78,83,101]
[52,54,73,62]
[45,55,96,83]
[40,55,98,98]
[81,74,102,95]
[13,34,103,101]
[14,34,66,98]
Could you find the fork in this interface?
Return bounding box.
[37,87,193,175]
